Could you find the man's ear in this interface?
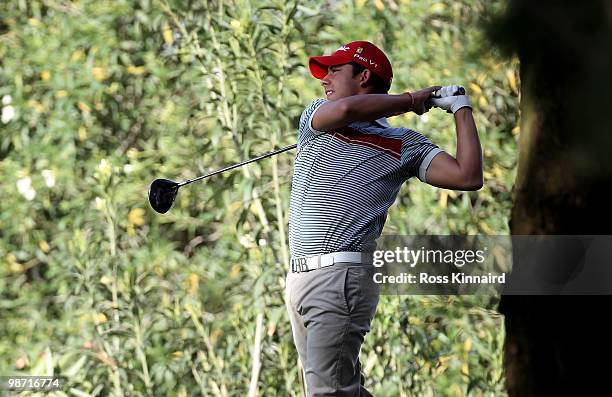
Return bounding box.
[360,68,373,88]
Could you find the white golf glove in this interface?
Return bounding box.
[429,85,472,114]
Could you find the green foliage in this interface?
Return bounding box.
[1,0,517,395]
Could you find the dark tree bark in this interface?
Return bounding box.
[489,1,612,396]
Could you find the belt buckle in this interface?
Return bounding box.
[291,257,309,273]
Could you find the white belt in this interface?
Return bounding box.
[290,252,373,273]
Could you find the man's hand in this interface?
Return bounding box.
[428,85,472,114]
[410,86,442,115]
[424,84,482,191]
[387,86,441,117]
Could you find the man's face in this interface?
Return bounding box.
[320,64,363,100]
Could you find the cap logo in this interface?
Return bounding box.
[336,45,350,52]
[356,47,363,54]
[353,53,378,69]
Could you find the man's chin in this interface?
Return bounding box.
[327,92,345,100]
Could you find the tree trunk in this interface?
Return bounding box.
[490,1,612,395]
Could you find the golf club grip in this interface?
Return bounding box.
[424,86,465,109]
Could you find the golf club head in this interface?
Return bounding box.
[148,178,179,214]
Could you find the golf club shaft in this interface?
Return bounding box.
[177,143,298,187]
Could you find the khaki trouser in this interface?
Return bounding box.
[285,262,381,396]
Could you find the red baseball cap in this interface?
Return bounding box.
[308,41,393,87]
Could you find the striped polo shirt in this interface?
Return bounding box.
[288,98,443,259]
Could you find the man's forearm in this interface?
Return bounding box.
[454,108,483,184]
[341,94,412,122]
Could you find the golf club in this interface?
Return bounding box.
[148,143,297,213]
[148,86,466,214]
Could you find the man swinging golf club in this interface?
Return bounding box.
[285,40,482,396]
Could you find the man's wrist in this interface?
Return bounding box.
[453,105,472,115]
[450,96,472,114]
[387,92,414,117]
[403,91,414,112]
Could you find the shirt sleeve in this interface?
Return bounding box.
[298,98,328,144]
[400,128,444,182]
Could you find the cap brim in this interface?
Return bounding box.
[308,55,351,79]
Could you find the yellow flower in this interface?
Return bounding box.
[127,66,145,75]
[469,83,482,95]
[38,240,50,253]
[55,90,67,98]
[439,190,448,209]
[92,67,106,81]
[71,49,84,61]
[6,253,24,273]
[507,69,518,93]
[210,328,223,344]
[162,23,173,44]
[94,313,108,324]
[127,208,144,236]
[463,338,473,353]
[127,148,139,161]
[229,264,241,279]
[106,82,120,94]
[230,19,243,35]
[78,102,91,113]
[27,99,44,113]
[461,362,469,376]
[78,126,87,141]
[28,18,41,27]
[41,70,51,81]
[479,222,494,235]
[128,208,145,227]
[429,3,446,13]
[187,273,199,295]
[478,95,488,108]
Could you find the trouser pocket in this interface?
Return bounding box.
[339,265,381,316]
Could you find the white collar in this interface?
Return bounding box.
[375,117,391,128]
